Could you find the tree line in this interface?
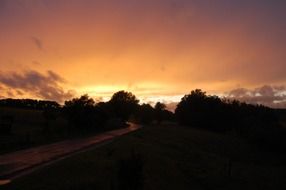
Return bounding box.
[0,98,60,110]
[1,89,285,152]
[175,89,286,152]
[61,91,174,131]
[175,89,279,132]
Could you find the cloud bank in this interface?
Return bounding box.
[0,70,74,102]
[0,0,286,104]
[226,85,286,108]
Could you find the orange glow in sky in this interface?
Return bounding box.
[0,0,286,108]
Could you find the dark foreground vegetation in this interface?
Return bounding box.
[0,91,173,154]
[3,124,286,190]
[1,89,286,155]
[175,89,286,152]
[1,89,286,189]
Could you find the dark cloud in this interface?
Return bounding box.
[7,90,14,97]
[0,0,6,10]
[16,90,24,96]
[30,36,43,50]
[226,85,286,108]
[47,70,65,82]
[0,70,74,102]
[32,60,41,65]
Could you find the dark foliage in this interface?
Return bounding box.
[108,91,139,122]
[175,89,284,151]
[135,103,155,124]
[62,91,141,133]
[161,109,175,122]
[0,98,60,110]
[62,94,97,130]
[154,102,175,123]
[154,102,166,124]
[175,89,279,131]
[1,89,285,153]
[134,102,175,124]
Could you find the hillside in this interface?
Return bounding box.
[3,124,286,190]
[0,107,68,154]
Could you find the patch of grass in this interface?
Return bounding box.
[3,124,286,190]
[0,107,68,154]
[0,107,114,154]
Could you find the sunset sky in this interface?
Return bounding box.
[0,0,286,108]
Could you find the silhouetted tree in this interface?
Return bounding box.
[154,102,166,111]
[161,109,175,122]
[134,102,174,125]
[135,104,155,124]
[109,91,139,122]
[93,102,113,127]
[175,89,211,128]
[63,95,96,130]
[175,89,280,133]
[154,102,166,124]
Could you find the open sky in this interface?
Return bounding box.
[0,0,286,108]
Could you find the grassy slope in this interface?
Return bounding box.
[3,124,286,190]
[0,107,68,154]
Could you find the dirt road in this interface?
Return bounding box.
[0,123,140,183]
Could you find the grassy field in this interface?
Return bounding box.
[3,124,286,190]
[0,107,68,154]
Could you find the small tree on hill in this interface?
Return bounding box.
[135,103,155,124]
[154,102,166,124]
[109,91,139,122]
[63,94,95,130]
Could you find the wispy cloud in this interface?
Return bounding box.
[30,36,43,50]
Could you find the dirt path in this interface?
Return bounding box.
[0,123,140,183]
